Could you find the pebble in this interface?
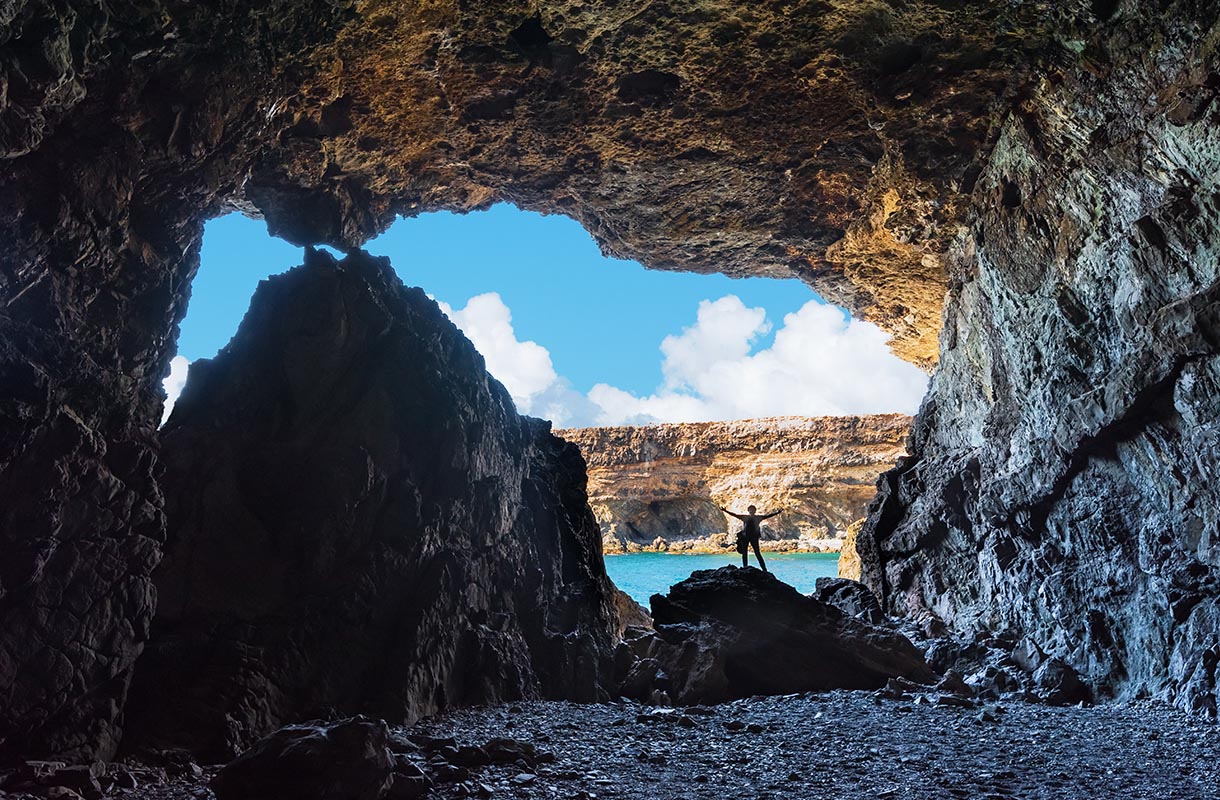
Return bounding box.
[116,693,1220,800]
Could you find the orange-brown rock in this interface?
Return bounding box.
[252,0,1045,369]
[558,415,910,554]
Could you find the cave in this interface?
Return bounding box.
[2,0,1219,794]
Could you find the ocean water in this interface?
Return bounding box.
[605,551,841,607]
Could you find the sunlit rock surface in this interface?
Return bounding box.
[558,416,910,553]
[122,249,616,760]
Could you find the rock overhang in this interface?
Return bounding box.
[232,0,1080,369]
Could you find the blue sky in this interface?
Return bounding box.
[167,205,928,426]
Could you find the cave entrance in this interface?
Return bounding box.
[172,205,928,425]
[171,204,928,600]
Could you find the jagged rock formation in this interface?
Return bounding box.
[122,249,615,760]
[2,0,1220,762]
[558,416,910,553]
[859,5,1220,718]
[616,567,934,703]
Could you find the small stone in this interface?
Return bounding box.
[512,773,536,785]
[746,723,765,734]
[724,720,745,731]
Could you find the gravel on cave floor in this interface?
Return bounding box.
[126,692,1220,800]
[409,693,1220,800]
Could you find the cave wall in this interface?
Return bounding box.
[0,0,356,760]
[860,1,1220,717]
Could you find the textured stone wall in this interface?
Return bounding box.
[558,415,910,552]
[859,1,1220,717]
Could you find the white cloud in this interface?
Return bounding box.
[161,355,190,424]
[437,293,600,426]
[439,292,928,429]
[586,296,928,425]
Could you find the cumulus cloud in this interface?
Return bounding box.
[161,355,190,424]
[437,293,600,426]
[439,292,928,429]
[586,296,928,425]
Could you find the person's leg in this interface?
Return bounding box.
[753,539,767,572]
[741,547,748,567]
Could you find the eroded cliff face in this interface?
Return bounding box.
[123,248,615,760]
[558,416,910,553]
[859,3,1220,717]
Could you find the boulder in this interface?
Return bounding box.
[210,717,393,800]
[637,567,935,703]
[610,587,653,635]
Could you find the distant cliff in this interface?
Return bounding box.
[557,415,911,554]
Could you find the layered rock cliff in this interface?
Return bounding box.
[122,248,616,759]
[558,416,910,553]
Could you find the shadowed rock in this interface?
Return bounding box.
[210,717,394,800]
[123,249,616,760]
[815,577,887,625]
[621,566,934,703]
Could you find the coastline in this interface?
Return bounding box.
[602,534,843,556]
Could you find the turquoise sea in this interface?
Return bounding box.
[604,551,840,607]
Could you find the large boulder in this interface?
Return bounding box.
[123,249,616,760]
[210,717,393,800]
[635,566,935,703]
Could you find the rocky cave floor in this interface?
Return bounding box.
[114,692,1219,800]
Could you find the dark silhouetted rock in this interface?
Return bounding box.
[815,577,887,624]
[123,250,616,759]
[634,567,935,703]
[610,587,653,635]
[210,717,393,800]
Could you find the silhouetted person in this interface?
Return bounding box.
[719,504,781,572]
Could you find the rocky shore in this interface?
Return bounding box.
[60,695,1220,800]
[558,416,911,555]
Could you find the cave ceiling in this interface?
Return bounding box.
[240,0,1081,369]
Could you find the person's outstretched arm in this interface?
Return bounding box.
[719,506,746,520]
[763,509,783,519]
